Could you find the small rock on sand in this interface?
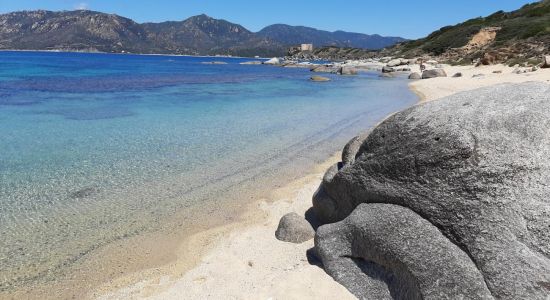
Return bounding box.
[452,72,463,77]
[275,212,314,244]
[422,68,447,79]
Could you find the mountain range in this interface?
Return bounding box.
[0,10,405,57]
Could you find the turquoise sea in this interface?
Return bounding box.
[0,51,417,293]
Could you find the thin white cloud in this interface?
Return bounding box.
[74,2,89,10]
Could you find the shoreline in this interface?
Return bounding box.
[96,63,550,299]
[0,49,267,60]
[96,153,356,300]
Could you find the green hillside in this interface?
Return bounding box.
[390,0,550,62]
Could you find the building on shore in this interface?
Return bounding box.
[288,43,314,56]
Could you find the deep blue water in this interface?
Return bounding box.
[0,51,417,290]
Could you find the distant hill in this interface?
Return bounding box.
[0,10,404,57]
[257,24,405,49]
[387,0,550,65]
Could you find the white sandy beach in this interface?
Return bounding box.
[410,64,550,102]
[96,64,550,300]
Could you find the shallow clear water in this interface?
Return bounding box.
[0,51,417,291]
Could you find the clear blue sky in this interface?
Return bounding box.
[0,0,538,39]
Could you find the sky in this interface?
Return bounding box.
[0,0,539,39]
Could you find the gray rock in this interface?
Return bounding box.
[452,72,463,77]
[386,59,402,67]
[342,132,372,165]
[472,73,485,78]
[311,65,338,73]
[310,75,331,82]
[542,55,550,68]
[275,212,314,243]
[313,82,550,299]
[395,66,411,72]
[408,72,421,80]
[338,66,358,75]
[316,203,493,300]
[421,68,447,79]
[382,66,395,73]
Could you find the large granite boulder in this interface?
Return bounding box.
[542,55,550,68]
[316,204,493,300]
[275,212,314,243]
[313,82,550,299]
[421,68,447,79]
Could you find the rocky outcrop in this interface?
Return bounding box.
[542,55,550,68]
[313,83,550,299]
[275,212,314,243]
[421,68,447,79]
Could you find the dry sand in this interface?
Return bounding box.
[96,63,550,300]
[410,64,550,102]
[96,153,355,300]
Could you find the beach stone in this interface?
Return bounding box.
[338,66,358,75]
[310,75,331,82]
[313,82,550,299]
[382,66,395,73]
[472,73,485,78]
[421,68,447,79]
[452,72,463,77]
[316,204,493,300]
[542,55,550,68]
[408,72,421,80]
[263,57,280,65]
[386,59,402,67]
[311,65,338,73]
[275,213,314,243]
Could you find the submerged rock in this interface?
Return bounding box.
[275,212,314,243]
[421,68,447,79]
[240,61,263,65]
[313,82,550,299]
[310,75,331,82]
[201,61,227,65]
